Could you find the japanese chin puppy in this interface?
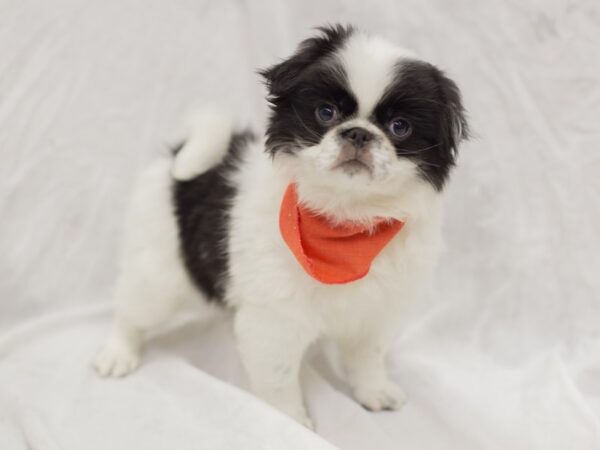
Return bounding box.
[93,24,468,429]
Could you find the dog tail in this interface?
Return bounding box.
[171,108,233,181]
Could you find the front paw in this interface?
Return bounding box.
[93,339,141,378]
[353,380,407,411]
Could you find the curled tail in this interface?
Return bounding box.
[171,109,233,181]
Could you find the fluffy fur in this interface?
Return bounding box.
[93,25,468,429]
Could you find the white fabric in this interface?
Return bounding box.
[1,0,599,449]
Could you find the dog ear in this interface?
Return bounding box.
[260,24,354,100]
[435,69,469,157]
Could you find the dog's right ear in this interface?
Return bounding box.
[260,24,354,100]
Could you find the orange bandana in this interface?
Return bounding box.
[279,184,405,284]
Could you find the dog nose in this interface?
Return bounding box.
[340,127,373,148]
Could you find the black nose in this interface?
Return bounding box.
[340,127,373,148]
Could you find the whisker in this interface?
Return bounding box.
[418,169,438,186]
[416,160,441,168]
[396,142,441,155]
[269,137,314,154]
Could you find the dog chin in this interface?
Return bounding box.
[282,154,420,225]
[334,159,372,177]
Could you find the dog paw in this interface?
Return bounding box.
[93,339,141,378]
[353,381,407,411]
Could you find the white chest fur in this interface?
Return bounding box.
[227,141,444,341]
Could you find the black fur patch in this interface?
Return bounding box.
[173,132,255,302]
[372,60,469,190]
[262,25,357,155]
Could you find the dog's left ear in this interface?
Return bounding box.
[435,69,469,156]
[260,24,354,100]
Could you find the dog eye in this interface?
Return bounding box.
[315,104,338,124]
[388,118,411,138]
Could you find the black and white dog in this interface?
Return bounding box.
[94,25,468,428]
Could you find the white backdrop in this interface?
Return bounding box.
[1,0,599,449]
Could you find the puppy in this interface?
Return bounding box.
[93,24,468,428]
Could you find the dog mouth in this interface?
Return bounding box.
[333,158,372,176]
[332,144,374,177]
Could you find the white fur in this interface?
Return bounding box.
[94,155,202,376]
[228,139,442,425]
[300,118,395,183]
[288,116,420,225]
[340,33,416,117]
[94,33,445,428]
[171,109,233,181]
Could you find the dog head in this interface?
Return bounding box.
[262,25,468,219]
